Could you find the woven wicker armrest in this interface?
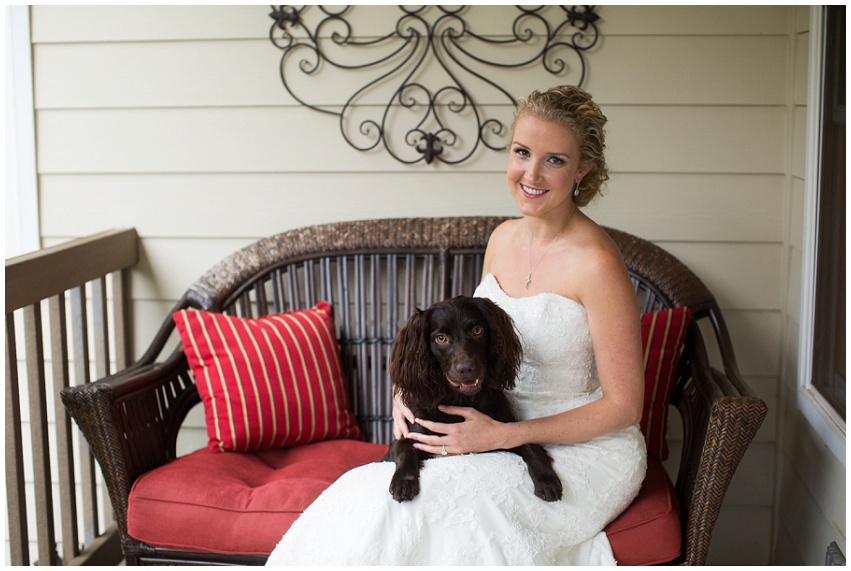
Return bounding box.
[672,317,767,565]
[60,348,197,543]
[607,225,767,565]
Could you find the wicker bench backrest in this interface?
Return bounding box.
[158,217,715,446]
[219,249,488,443]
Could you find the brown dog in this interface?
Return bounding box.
[386,296,563,503]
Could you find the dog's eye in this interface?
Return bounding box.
[471,325,484,337]
[434,334,449,344]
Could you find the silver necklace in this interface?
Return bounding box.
[524,210,576,289]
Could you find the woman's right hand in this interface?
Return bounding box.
[392,392,415,440]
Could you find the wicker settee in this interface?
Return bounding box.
[61,216,766,565]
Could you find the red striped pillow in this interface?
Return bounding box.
[640,307,692,461]
[173,302,363,453]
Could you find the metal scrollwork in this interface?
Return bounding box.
[269,5,601,165]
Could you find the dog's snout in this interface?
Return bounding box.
[454,361,476,378]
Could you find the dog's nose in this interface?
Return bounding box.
[454,362,475,378]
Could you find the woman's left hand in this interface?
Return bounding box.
[407,405,508,456]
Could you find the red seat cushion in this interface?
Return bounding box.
[127,439,388,555]
[605,458,682,565]
[129,444,680,564]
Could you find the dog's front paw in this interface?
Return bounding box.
[389,472,420,502]
[533,474,564,502]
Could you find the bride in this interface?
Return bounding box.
[266,85,647,566]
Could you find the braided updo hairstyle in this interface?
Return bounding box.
[512,85,609,207]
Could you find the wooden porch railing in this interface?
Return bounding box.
[5,229,138,565]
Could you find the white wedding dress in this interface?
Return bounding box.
[266,273,646,566]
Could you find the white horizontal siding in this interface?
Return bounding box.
[35,105,788,174]
[28,5,800,565]
[33,35,788,109]
[39,172,516,239]
[40,172,784,241]
[30,5,792,43]
[30,5,271,42]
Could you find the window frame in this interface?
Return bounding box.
[798,5,845,466]
[5,5,40,258]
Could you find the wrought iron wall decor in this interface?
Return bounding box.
[269,5,601,165]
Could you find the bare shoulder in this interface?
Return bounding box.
[488,218,522,245]
[483,218,522,274]
[573,218,624,269]
[570,218,632,302]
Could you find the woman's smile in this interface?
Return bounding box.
[520,183,549,198]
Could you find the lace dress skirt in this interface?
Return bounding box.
[265,274,646,565]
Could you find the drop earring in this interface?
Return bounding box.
[573,180,581,197]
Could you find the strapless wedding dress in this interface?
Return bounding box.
[266,273,646,565]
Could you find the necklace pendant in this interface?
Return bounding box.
[524,274,532,288]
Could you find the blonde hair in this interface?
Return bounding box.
[512,85,609,207]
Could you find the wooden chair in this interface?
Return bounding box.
[61,216,767,565]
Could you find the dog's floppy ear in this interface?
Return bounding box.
[473,297,523,390]
[388,308,443,409]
